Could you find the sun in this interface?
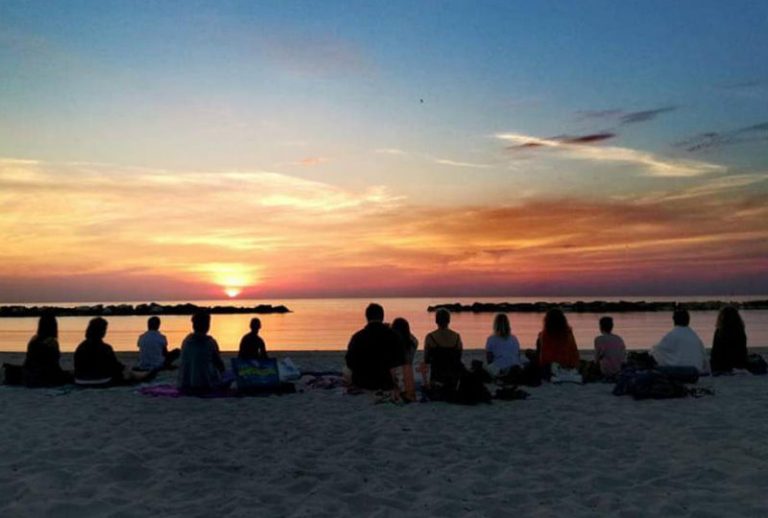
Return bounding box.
[224,287,242,298]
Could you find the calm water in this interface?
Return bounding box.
[1,296,767,353]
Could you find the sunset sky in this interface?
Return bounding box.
[1,1,767,302]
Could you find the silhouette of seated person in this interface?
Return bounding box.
[135,316,180,371]
[23,312,73,387]
[534,308,580,378]
[651,309,709,374]
[74,317,151,386]
[345,303,405,392]
[177,311,226,394]
[423,308,465,390]
[238,317,268,360]
[710,306,748,374]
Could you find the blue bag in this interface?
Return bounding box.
[231,358,280,393]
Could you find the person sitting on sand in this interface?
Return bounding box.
[535,308,580,375]
[23,312,73,387]
[391,317,418,365]
[710,306,748,374]
[74,317,151,386]
[484,313,522,377]
[345,303,404,393]
[178,311,226,394]
[136,316,180,371]
[391,317,418,401]
[238,317,268,360]
[423,308,464,388]
[651,309,709,374]
[593,316,626,378]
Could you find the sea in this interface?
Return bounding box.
[1,296,767,353]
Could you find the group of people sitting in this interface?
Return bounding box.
[13,311,269,391]
[8,303,753,398]
[344,303,753,401]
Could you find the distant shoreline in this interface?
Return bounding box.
[0,302,291,318]
[428,300,768,313]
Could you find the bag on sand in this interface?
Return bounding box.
[277,357,302,381]
[450,370,492,405]
[2,363,23,385]
[613,369,689,400]
[232,358,280,393]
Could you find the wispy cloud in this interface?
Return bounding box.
[432,158,492,169]
[374,148,407,155]
[676,122,768,152]
[1,158,765,300]
[577,106,677,125]
[498,132,725,177]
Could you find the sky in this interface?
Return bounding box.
[0,0,767,302]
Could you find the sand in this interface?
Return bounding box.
[2,350,768,517]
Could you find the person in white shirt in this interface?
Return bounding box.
[651,309,709,374]
[136,317,180,371]
[485,313,522,376]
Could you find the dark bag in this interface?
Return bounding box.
[653,366,700,384]
[630,371,689,400]
[626,351,657,370]
[746,354,768,375]
[449,370,492,405]
[2,363,23,385]
[613,368,689,400]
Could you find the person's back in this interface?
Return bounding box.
[711,328,747,372]
[538,329,580,369]
[239,332,266,360]
[424,309,464,386]
[593,317,626,378]
[74,338,124,383]
[24,335,70,387]
[653,327,706,369]
[651,310,708,373]
[346,322,402,390]
[485,335,521,371]
[710,306,748,373]
[137,329,167,371]
[178,332,224,392]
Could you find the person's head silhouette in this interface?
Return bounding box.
[192,311,211,334]
[365,303,384,323]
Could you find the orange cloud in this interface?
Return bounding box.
[0,158,766,301]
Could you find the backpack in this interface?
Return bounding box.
[629,371,689,400]
[613,368,689,400]
[450,370,492,405]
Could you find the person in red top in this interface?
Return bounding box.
[536,308,580,373]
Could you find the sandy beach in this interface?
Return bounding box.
[2,350,768,517]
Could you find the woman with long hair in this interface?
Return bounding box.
[536,308,580,371]
[23,312,72,387]
[391,317,418,401]
[484,313,522,376]
[710,305,748,373]
[74,317,150,386]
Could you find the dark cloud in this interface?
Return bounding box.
[559,132,616,144]
[619,106,677,124]
[576,109,623,120]
[506,132,616,151]
[677,122,768,152]
[576,106,677,125]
